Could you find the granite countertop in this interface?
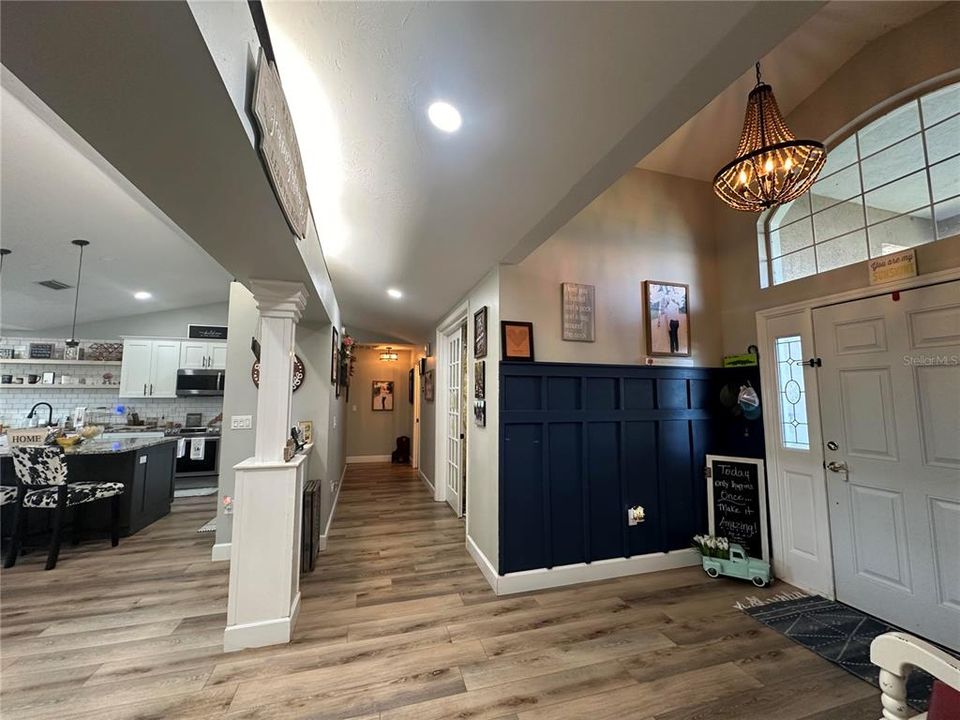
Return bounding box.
[0,437,176,457]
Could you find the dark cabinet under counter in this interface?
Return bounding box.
[1,438,177,539]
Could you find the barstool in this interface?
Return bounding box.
[5,446,125,570]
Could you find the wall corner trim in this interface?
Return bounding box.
[419,469,434,492]
[211,542,232,562]
[317,464,347,552]
[223,592,301,652]
[466,535,500,593]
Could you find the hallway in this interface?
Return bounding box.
[0,463,881,719]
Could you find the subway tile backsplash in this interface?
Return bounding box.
[0,336,223,428]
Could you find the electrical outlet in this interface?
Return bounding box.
[231,415,252,430]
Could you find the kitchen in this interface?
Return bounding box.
[0,67,234,558]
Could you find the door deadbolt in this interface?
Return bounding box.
[827,440,839,451]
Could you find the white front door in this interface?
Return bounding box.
[445,324,465,516]
[814,280,960,650]
[763,311,833,597]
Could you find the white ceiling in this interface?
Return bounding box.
[262,1,824,341]
[638,1,941,181]
[0,73,232,333]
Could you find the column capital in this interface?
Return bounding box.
[248,279,308,322]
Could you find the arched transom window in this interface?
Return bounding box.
[759,82,960,287]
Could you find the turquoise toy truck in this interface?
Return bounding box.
[701,542,772,587]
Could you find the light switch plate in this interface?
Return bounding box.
[231,415,252,430]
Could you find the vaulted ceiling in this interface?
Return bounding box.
[262,1,824,341]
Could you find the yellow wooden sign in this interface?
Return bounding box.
[868,249,917,285]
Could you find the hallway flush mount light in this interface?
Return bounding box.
[427,101,462,133]
[387,288,403,299]
[713,63,827,212]
[133,291,152,300]
[65,239,90,348]
[379,347,399,362]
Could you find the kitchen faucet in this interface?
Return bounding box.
[27,402,54,427]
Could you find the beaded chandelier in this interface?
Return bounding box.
[713,63,826,212]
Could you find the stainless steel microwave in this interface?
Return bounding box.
[176,368,224,396]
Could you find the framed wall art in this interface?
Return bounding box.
[474,400,486,427]
[331,326,339,385]
[643,281,690,357]
[474,360,485,399]
[423,370,435,402]
[561,282,595,342]
[372,380,394,411]
[474,306,488,358]
[501,321,535,361]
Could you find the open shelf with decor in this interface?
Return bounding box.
[0,359,122,366]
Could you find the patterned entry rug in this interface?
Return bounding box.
[174,487,218,498]
[741,594,938,712]
[196,517,217,534]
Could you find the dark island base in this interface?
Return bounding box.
[1,440,176,542]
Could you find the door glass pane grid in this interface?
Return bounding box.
[446,333,461,496]
[775,335,810,450]
[761,82,959,285]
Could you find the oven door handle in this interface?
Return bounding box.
[217,372,223,391]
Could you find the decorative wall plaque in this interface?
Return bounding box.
[251,49,310,239]
[561,283,595,342]
[251,354,305,392]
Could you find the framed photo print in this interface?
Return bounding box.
[331,327,339,385]
[372,380,394,411]
[408,368,415,404]
[474,306,488,358]
[474,400,486,427]
[297,420,314,444]
[501,321,535,361]
[474,360,485,399]
[643,281,690,357]
[423,370,435,402]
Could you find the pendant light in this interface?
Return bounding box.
[379,347,399,362]
[713,63,827,212]
[65,239,90,348]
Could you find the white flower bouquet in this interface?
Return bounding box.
[692,534,730,559]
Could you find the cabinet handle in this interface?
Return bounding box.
[149,383,153,395]
[144,383,147,396]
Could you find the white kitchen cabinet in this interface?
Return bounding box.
[179,341,227,369]
[120,339,182,398]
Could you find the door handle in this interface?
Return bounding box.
[826,460,849,481]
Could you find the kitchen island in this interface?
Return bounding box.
[1,437,177,538]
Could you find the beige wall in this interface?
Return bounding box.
[345,346,414,459]
[717,3,960,353]
[501,168,723,366]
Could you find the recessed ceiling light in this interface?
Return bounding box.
[427,101,462,133]
[134,291,152,300]
[387,288,403,299]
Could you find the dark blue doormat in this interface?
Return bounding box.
[740,594,939,712]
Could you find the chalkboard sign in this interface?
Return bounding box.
[188,324,228,340]
[706,455,768,560]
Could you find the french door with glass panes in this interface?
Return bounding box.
[445,324,467,516]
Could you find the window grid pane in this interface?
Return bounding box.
[775,336,809,450]
[762,82,960,286]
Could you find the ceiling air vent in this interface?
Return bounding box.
[36,279,73,290]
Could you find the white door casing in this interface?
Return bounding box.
[445,324,465,516]
[759,311,833,597]
[814,280,960,650]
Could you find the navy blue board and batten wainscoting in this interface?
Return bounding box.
[499,361,764,575]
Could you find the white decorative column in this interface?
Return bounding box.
[224,280,309,652]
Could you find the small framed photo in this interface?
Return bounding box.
[408,368,415,404]
[643,281,690,357]
[424,370,435,402]
[372,380,394,411]
[473,306,488,358]
[501,321,535,361]
[297,420,314,444]
[474,360,485,399]
[331,327,339,385]
[474,400,486,427]
[41,372,55,385]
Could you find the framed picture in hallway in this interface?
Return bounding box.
[331,327,339,385]
[424,370,434,402]
[372,380,394,411]
[643,281,690,357]
[474,306,488,358]
[474,360,485,399]
[501,321,535,361]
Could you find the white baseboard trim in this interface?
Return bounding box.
[211,542,232,562]
[317,464,346,553]
[346,454,391,464]
[419,469,434,492]
[466,535,499,593]
[466,544,700,596]
[223,592,301,652]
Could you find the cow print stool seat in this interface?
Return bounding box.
[5,446,125,570]
[0,485,17,506]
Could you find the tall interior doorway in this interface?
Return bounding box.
[762,278,960,651]
[443,323,468,517]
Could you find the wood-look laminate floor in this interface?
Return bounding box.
[1,463,882,720]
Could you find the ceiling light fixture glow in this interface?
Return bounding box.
[428,101,462,133]
[387,288,403,299]
[134,291,152,300]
